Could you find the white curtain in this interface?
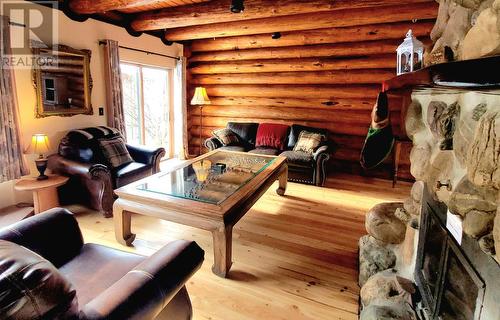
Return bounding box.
[173,57,188,160]
[102,39,127,138]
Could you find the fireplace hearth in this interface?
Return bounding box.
[415,188,497,320]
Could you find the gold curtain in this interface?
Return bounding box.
[102,39,127,138]
[0,16,29,183]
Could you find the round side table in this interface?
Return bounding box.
[14,175,69,214]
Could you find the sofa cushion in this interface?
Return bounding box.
[213,128,240,146]
[0,240,79,319]
[255,123,290,150]
[280,151,315,167]
[287,124,329,149]
[293,131,326,154]
[99,136,133,168]
[114,162,152,188]
[219,146,246,152]
[249,148,280,156]
[227,122,258,148]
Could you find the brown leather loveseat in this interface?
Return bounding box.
[48,126,165,217]
[0,208,204,319]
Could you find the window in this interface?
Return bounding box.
[120,63,173,156]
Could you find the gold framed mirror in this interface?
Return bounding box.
[32,44,93,118]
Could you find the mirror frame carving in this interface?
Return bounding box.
[32,44,93,118]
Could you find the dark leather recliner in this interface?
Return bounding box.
[0,208,204,320]
[205,122,331,186]
[48,126,165,217]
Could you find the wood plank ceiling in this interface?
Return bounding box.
[64,0,439,179]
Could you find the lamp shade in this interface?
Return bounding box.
[190,87,211,105]
[25,134,50,155]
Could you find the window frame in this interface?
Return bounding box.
[120,61,175,159]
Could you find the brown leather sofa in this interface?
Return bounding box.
[0,208,204,320]
[48,126,165,217]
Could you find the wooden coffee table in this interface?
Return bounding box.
[113,150,287,277]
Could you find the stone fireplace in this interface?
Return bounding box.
[358,89,500,320]
[357,0,500,318]
[359,88,500,320]
[415,186,498,319]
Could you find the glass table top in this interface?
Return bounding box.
[137,151,276,204]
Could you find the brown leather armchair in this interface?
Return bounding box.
[0,208,204,320]
[48,126,165,217]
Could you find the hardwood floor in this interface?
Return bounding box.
[73,173,411,320]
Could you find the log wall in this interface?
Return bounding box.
[186,4,437,180]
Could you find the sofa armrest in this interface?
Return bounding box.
[127,144,165,173]
[82,240,204,320]
[313,145,330,161]
[204,137,222,151]
[48,154,111,180]
[0,208,83,267]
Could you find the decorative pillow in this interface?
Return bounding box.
[287,124,328,149]
[293,131,326,154]
[98,136,133,168]
[255,123,289,150]
[213,128,240,146]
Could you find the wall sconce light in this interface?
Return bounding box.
[231,0,244,13]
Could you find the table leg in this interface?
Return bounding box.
[276,165,288,196]
[211,224,233,278]
[113,200,136,246]
[33,187,59,214]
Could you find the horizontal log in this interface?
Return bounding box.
[68,0,209,14]
[190,69,394,85]
[191,105,389,124]
[190,40,404,62]
[190,55,396,74]
[132,0,434,31]
[164,3,438,41]
[189,118,399,137]
[198,84,381,99]
[202,97,401,111]
[190,20,435,52]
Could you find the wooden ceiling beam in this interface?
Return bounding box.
[131,0,434,32]
[68,0,157,14]
[163,2,438,41]
[190,20,435,52]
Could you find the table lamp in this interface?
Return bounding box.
[26,134,50,180]
[190,87,211,154]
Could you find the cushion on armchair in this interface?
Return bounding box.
[293,131,326,154]
[60,126,122,163]
[98,136,133,168]
[255,123,290,150]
